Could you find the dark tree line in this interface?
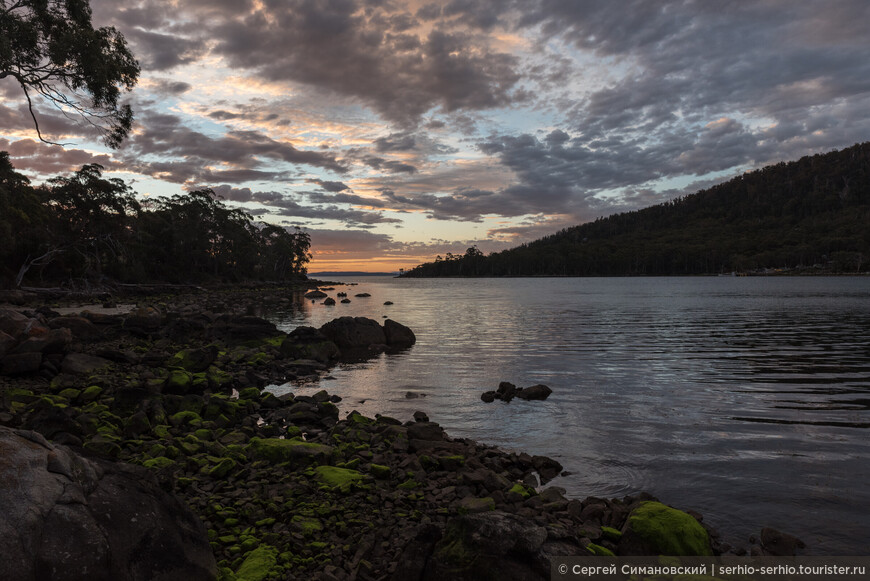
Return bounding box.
[0,154,311,287]
[403,142,870,277]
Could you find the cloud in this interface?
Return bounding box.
[0,139,120,175]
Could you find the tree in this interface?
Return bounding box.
[0,0,139,148]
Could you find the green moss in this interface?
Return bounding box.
[238,387,261,401]
[601,525,623,542]
[291,515,323,536]
[398,479,420,490]
[143,456,174,470]
[152,424,171,439]
[369,463,391,479]
[347,411,374,425]
[210,457,237,478]
[165,369,193,392]
[207,366,234,388]
[437,455,465,471]
[262,336,285,348]
[625,501,712,556]
[246,437,332,465]
[57,388,81,401]
[80,385,103,402]
[508,483,532,498]
[170,410,203,428]
[313,465,366,492]
[586,543,615,556]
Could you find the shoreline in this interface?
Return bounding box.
[0,286,808,580]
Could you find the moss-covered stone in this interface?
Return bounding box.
[79,385,103,402]
[246,437,333,465]
[621,501,712,556]
[313,465,366,492]
[165,369,194,393]
[457,497,495,514]
[369,463,391,479]
[57,388,82,401]
[508,483,532,499]
[170,410,203,428]
[586,543,615,556]
[143,456,174,470]
[210,457,237,478]
[601,525,623,542]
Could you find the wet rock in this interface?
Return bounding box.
[355,293,371,297]
[319,316,387,350]
[383,319,416,347]
[480,391,496,403]
[760,527,806,556]
[413,410,429,422]
[280,326,340,363]
[0,427,217,581]
[323,297,336,306]
[304,290,328,299]
[13,327,72,354]
[515,384,552,401]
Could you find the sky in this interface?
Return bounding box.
[2,1,870,272]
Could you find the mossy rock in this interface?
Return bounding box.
[313,465,366,492]
[246,437,333,465]
[165,369,194,393]
[143,456,175,470]
[210,457,237,479]
[369,463,391,479]
[457,497,495,514]
[619,501,712,556]
[586,543,615,556]
[601,525,622,542]
[57,388,82,401]
[234,544,280,581]
[508,483,532,499]
[437,455,465,471]
[237,387,261,401]
[347,411,374,425]
[290,515,323,536]
[80,385,103,402]
[170,410,203,428]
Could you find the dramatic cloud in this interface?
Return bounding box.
[4,0,869,269]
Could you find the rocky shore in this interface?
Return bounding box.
[0,285,805,580]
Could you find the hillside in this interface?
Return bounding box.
[403,142,870,277]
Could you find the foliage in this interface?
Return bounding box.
[403,143,870,277]
[0,0,140,147]
[0,158,311,287]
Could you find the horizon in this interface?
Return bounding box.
[2,1,870,272]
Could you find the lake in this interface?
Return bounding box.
[265,276,870,554]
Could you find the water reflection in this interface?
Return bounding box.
[266,276,870,553]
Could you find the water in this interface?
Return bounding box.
[266,276,870,554]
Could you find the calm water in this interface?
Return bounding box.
[265,276,870,554]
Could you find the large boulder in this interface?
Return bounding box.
[304,290,328,299]
[617,501,712,556]
[0,427,217,581]
[319,316,387,350]
[383,319,416,347]
[48,316,103,340]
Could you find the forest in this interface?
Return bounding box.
[0,154,311,288]
[402,142,870,277]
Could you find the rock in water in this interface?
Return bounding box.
[383,319,416,347]
[319,316,387,349]
[516,384,552,401]
[0,427,217,581]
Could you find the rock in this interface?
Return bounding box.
[123,306,164,331]
[12,327,72,354]
[413,410,429,422]
[217,315,280,342]
[531,456,563,484]
[383,301,393,305]
[61,353,112,375]
[383,319,416,347]
[480,391,496,403]
[304,290,328,299]
[280,326,340,363]
[323,297,336,306]
[617,501,712,556]
[760,527,806,556]
[0,427,217,581]
[497,381,517,402]
[0,330,15,357]
[355,293,371,297]
[1,352,43,375]
[422,511,548,580]
[516,384,552,401]
[340,298,351,304]
[407,421,444,441]
[0,307,35,339]
[48,316,102,340]
[319,316,387,350]
[167,346,218,373]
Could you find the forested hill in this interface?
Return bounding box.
[403,142,870,277]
